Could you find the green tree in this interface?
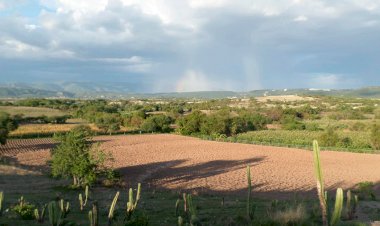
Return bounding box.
[141,115,173,133]
[95,113,121,135]
[176,110,206,135]
[0,112,18,145]
[370,124,380,150]
[50,126,109,186]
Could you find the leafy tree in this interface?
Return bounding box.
[141,115,173,133]
[200,110,231,136]
[123,110,145,128]
[176,110,206,135]
[0,112,18,145]
[370,124,380,150]
[95,113,122,135]
[50,126,109,186]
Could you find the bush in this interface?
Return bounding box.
[370,124,380,150]
[281,116,306,130]
[319,127,339,147]
[51,127,110,186]
[0,112,19,145]
[141,115,173,133]
[95,113,122,134]
[176,111,206,135]
[356,181,376,200]
[12,201,35,220]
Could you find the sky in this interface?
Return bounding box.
[0,0,379,93]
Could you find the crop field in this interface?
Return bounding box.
[0,106,67,117]
[235,130,374,151]
[2,134,380,198]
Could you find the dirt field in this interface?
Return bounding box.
[1,134,380,198]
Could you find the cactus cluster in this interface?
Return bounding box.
[79,185,89,211]
[48,201,64,226]
[176,193,199,226]
[313,140,349,226]
[34,204,47,223]
[89,202,98,226]
[126,183,141,220]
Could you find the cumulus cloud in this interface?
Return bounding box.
[0,0,379,91]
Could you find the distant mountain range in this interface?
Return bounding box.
[0,82,379,99]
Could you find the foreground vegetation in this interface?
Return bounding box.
[0,136,379,225]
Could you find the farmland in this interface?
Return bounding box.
[1,134,380,225]
[0,106,67,117]
[1,96,380,225]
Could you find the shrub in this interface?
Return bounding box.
[356,181,376,200]
[281,116,306,130]
[0,112,19,145]
[12,200,35,220]
[337,137,353,148]
[141,115,173,133]
[370,124,380,150]
[319,127,339,147]
[95,113,122,135]
[51,127,110,186]
[176,111,206,135]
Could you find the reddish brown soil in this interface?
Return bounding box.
[1,134,380,198]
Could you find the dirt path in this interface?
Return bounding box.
[2,134,380,198]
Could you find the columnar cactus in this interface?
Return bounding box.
[89,202,98,226]
[126,183,141,220]
[59,199,70,218]
[108,191,120,226]
[79,194,83,211]
[34,204,47,223]
[246,165,255,222]
[0,191,3,216]
[48,201,63,226]
[313,140,344,226]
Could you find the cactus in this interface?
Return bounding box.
[89,202,98,226]
[313,140,328,226]
[108,191,120,226]
[0,191,3,216]
[48,201,63,226]
[183,193,187,213]
[246,165,255,222]
[178,193,199,226]
[126,183,141,220]
[346,190,359,220]
[18,196,25,208]
[178,216,184,226]
[330,188,343,226]
[79,193,84,211]
[175,199,181,216]
[313,140,344,226]
[59,199,70,218]
[34,204,47,223]
[84,185,89,206]
[79,186,89,212]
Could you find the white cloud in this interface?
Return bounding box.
[0,0,379,90]
[294,15,308,22]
